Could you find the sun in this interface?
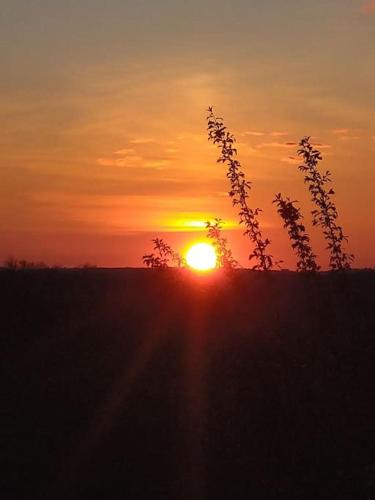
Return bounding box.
[186,243,217,271]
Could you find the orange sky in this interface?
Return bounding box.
[1,1,374,269]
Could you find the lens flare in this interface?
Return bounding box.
[186,243,217,271]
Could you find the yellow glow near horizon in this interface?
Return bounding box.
[160,217,238,232]
[175,219,207,230]
[186,243,217,271]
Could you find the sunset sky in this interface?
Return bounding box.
[1,0,374,268]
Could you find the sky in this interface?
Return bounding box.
[1,0,374,268]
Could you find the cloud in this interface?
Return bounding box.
[241,130,288,137]
[143,160,171,168]
[235,142,259,153]
[281,156,300,165]
[241,131,265,137]
[330,128,350,135]
[255,141,297,149]
[270,131,288,137]
[97,156,143,167]
[361,1,375,14]
[114,148,136,155]
[338,135,360,141]
[129,138,155,144]
[329,128,360,141]
[98,153,172,169]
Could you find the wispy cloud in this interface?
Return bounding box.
[98,152,172,169]
[241,130,288,137]
[255,141,297,149]
[329,128,360,141]
[235,142,259,154]
[330,128,350,135]
[361,0,375,14]
[97,156,143,167]
[143,159,171,168]
[241,130,265,137]
[114,148,136,155]
[338,135,360,141]
[270,131,288,137]
[281,156,300,165]
[129,138,155,144]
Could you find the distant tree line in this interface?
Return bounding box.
[1,257,97,270]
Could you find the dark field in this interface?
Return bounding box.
[1,268,375,499]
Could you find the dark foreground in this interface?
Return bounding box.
[1,268,375,499]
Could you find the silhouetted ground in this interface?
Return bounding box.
[1,268,375,499]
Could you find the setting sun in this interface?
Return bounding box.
[186,243,217,271]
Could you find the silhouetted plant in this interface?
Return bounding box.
[142,238,185,268]
[273,193,319,272]
[206,218,238,269]
[207,107,279,270]
[298,137,354,270]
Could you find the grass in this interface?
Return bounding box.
[1,268,374,499]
